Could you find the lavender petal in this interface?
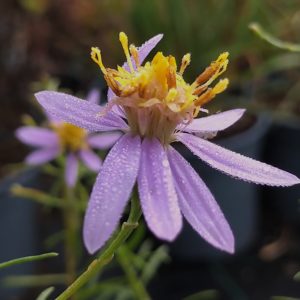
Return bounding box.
[25,147,60,165]
[83,134,141,254]
[80,149,102,172]
[177,109,246,133]
[88,132,122,150]
[168,146,234,253]
[65,153,79,187]
[35,91,128,132]
[86,89,100,104]
[138,138,182,241]
[16,126,59,147]
[177,132,300,186]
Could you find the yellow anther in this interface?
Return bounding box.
[129,44,140,68]
[193,106,200,118]
[166,88,178,102]
[216,52,229,64]
[167,56,177,88]
[119,32,134,73]
[179,53,191,75]
[91,47,107,75]
[212,78,229,94]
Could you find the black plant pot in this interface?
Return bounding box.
[263,119,300,224]
[0,168,39,299]
[170,113,271,262]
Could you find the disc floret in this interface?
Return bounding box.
[91,32,229,144]
[53,123,88,152]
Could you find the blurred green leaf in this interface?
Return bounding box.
[249,22,300,52]
[18,0,50,14]
[294,271,300,282]
[272,297,300,300]
[0,253,58,270]
[77,277,127,300]
[3,274,66,287]
[183,289,220,300]
[141,245,169,284]
[36,287,55,300]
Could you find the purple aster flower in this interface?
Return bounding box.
[16,89,121,187]
[35,32,300,255]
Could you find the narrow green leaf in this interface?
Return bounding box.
[0,252,58,270]
[249,22,300,52]
[36,287,55,300]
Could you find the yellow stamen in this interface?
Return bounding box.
[204,52,229,86]
[129,44,140,68]
[195,78,229,106]
[91,47,107,75]
[166,88,178,102]
[179,53,191,75]
[119,32,134,73]
[194,52,229,87]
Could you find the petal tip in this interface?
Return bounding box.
[219,236,235,254]
[35,91,49,106]
[84,240,99,255]
[286,176,300,187]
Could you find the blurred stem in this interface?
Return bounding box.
[56,194,142,300]
[3,274,66,287]
[11,184,63,208]
[117,245,150,300]
[249,22,300,52]
[63,184,79,289]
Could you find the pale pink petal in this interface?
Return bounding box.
[138,138,182,241]
[65,153,79,187]
[168,146,234,253]
[79,149,102,172]
[107,34,163,101]
[177,109,246,133]
[25,147,60,165]
[83,134,141,254]
[86,89,100,104]
[35,91,128,132]
[177,133,300,186]
[88,132,122,150]
[16,126,59,147]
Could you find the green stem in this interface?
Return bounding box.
[117,246,150,300]
[55,195,142,300]
[0,253,58,270]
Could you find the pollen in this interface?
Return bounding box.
[91,32,229,144]
[53,123,87,152]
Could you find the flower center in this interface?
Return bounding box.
[53,123,87,152]
[91,32,229,144]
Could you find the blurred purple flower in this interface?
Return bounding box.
[16,90,121,187]
[35,33,300,254]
